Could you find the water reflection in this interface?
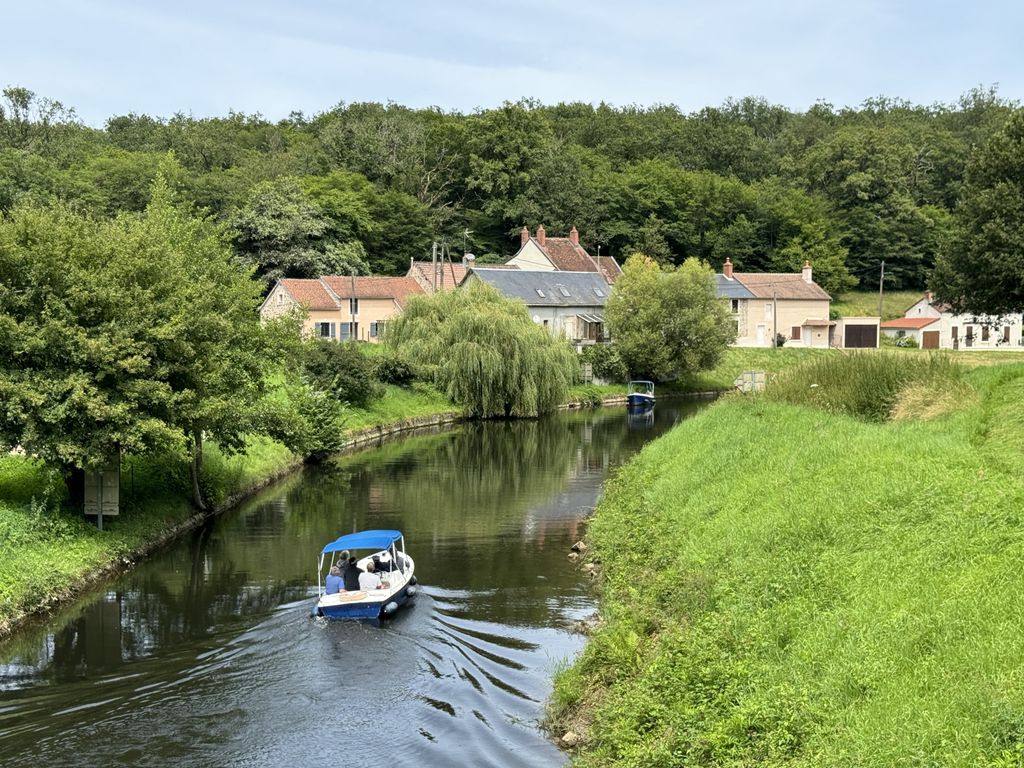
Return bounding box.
[0,402,704,767]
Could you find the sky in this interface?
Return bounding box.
[1,0,1021,126]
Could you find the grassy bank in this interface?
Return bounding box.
[831,289,922,320]
[0,381,459,636]
[551,360,1024,766]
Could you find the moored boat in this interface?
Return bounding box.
[314,529,417,620]
[626,380,655,409]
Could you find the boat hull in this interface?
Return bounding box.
[315,559,417,621]
[626,394,655,409]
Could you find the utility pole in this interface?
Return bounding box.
[878,260,885,318]
[431,241,438,293]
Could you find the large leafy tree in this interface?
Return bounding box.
[385,282,577,418]
[933,109,1024,314]
[606,254,735,381]
[0,178,270,509]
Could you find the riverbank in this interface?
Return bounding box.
[550,360,1024,766]
[0,383,461,640]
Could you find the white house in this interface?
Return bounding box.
[463,268,609,348]
[507,226,622,285]
[882,293,1024,349]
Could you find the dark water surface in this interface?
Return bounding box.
[0,403,703,767]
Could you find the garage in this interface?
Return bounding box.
[845,324,878,348]
[922,330,940,349]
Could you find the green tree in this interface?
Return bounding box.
[385,282,577,417]
[0,179,270,510]
[606,254,735,381]
[933,109,1024,314]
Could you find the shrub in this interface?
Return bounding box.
[581,344,629,383]
[301,339,382,407]
[372,349,420,386]
[260,381,347,462]
[894,335,918,348]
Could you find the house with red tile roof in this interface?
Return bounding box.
[882,293,1024,349]
[507,226,621,285]
[714,258,879,348]
[259,276,424,342]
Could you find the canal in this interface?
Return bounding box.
[0,403,705,767]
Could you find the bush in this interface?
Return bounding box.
[581,344,629,383]
[301,339,382,407]
[260,381,347,462]
[767,352,962,421]
[372,349,420,386]
[894,335,919,348]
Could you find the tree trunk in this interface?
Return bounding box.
[63,465,85,511]
[190,430,207,512]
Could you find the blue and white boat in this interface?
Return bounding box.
[314,529,417,620]
[626,380,655,409]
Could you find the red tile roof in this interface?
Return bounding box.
[321,276,425,306]
[279,279,339,310]
[597,255,622,284]
[535,237,600,273]
[407,261,468,291]
[880,317,939,329]
[734,273,831,301]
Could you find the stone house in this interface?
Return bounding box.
[507,226,622,285]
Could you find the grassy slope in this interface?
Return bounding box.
[0,437,296,626]
[832,289,923,320]
[552,363,1024,767]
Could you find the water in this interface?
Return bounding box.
[0,403,704,767]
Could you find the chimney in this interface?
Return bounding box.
[536,224,546,246]
[569,226,579,245]
[723,257,733,279]
[802,260,813,284]
[520,226,529,247]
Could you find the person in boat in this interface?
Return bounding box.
[325,565,344,595]
[342,556,362,592]
[358,560,389,591]
[374,552,397,573]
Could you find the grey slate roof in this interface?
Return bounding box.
[715,275,756,299]
[469,268,610,307]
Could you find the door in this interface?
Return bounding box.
[922,330,940,349]
[756,324,766,346]
[845,324,878,348]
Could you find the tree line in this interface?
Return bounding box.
[0,85,1019,297]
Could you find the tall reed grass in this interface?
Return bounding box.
[766,351,963,421]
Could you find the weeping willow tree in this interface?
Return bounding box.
[385,282,578,417]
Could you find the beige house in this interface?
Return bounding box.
[716,259,835,347]
[882,293,1024,349]
[260,276,424,342]
[508,226,622,285]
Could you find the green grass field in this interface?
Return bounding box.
[831,289,923,320]
[551,359,1024,767]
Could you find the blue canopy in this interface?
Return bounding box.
[321,529,402,554]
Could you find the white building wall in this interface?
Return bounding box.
[508,241,557,271]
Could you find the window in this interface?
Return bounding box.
[315,322,335,339]
[542,319,549,328]
[791,326,801,341]
[1004,326,1011,343]
[593,287,605,298]
[536,289,546,298]
[982,325,990,341]
[278,293,285,304]
[897,330,906,338]
[370,321,384,338]
[349,298,359,315]
[731,299,739,313]
[558,286,571,297]
[339,322,358,341]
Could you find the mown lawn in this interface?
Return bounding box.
[551,361,1024,767]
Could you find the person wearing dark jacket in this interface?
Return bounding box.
[342,557,362,591]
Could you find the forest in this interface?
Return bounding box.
[0,85,1018,297]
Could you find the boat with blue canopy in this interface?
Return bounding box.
[626,380,655,409]
[314,529,417,620]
